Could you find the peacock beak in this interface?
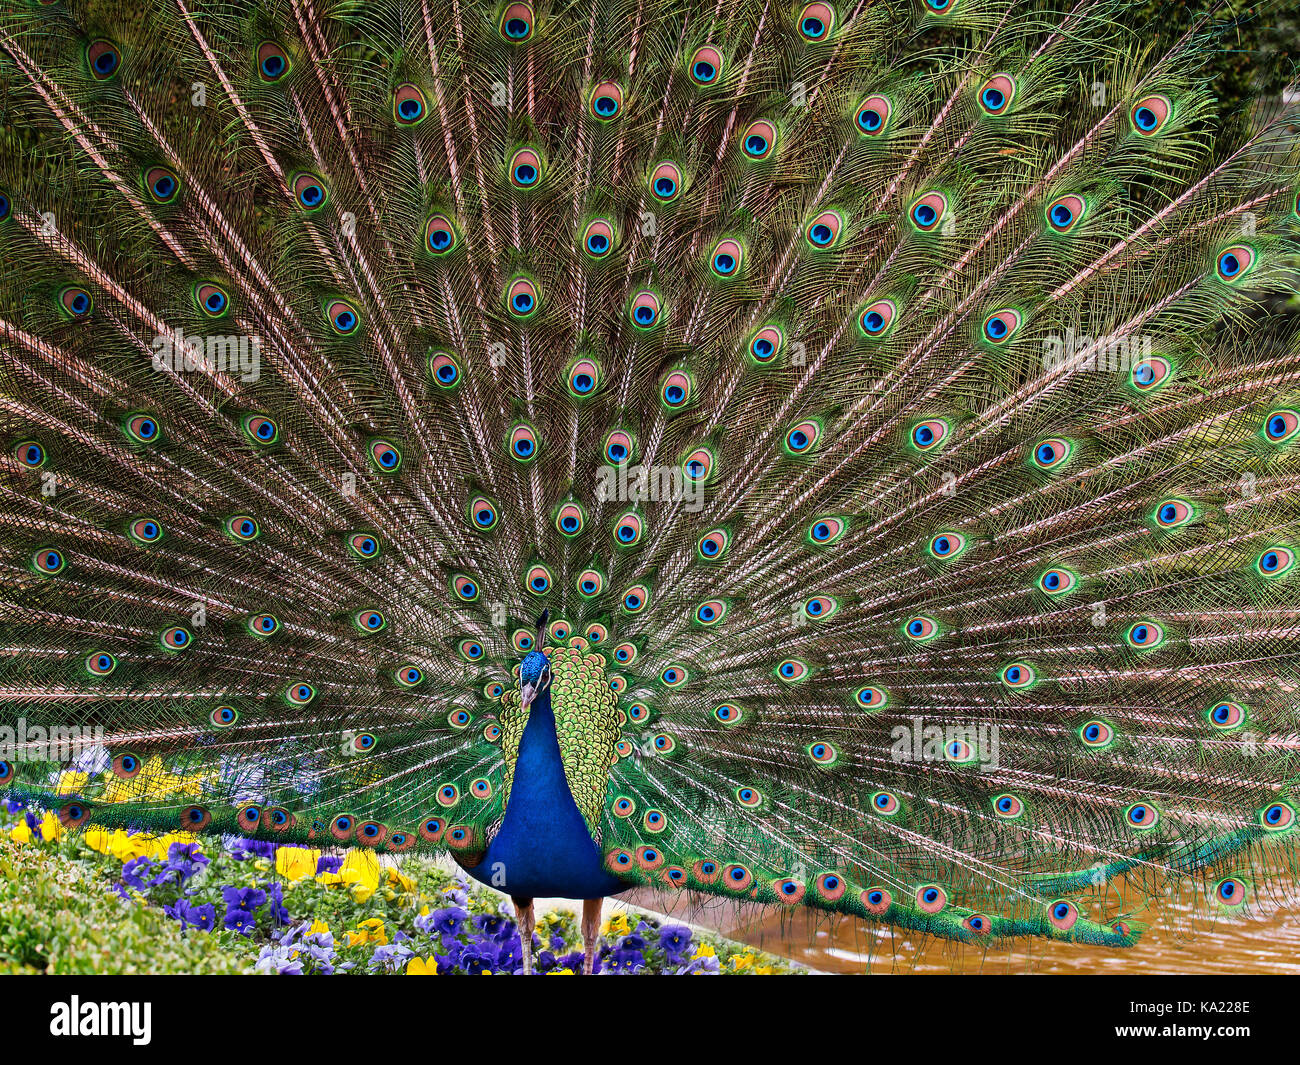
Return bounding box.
[520,681,540,709]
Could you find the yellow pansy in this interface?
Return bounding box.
[276,847,322,881]
[39,811,62,841]
[601,912,630,937]
[308,919,330,937]
[729,952,755,971]
[549,968,575,975]
[344,930,370,947]
[387,867,417,893]
[9,821,32,844]
[406,957,436,975]
[56,771,89,796]
[692,943,716,960]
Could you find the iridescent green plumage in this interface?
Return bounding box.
[0,0,1299,954]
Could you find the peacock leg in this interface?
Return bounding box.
[513,896,535,975]
[581,897,603,975]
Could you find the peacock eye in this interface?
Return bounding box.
[1264,409,1300,444]
[613,511,644,547]
[711,238,744,277]
[1130,95,1171,135]
[661,370,692,409]
[394,84,428,125]
[87,39,121,80]
[981,308,1021,344]
[911,418,950,451]
[1215,245,1256,283]
[582,219,616,259]
[429,351,462,389]
[696,528,729,561]
[856,95,892,136]
[690,46,723,85]
[784,420,822,455]
[242,414,279,446]
[425,214,458,255]
[749,325,785,363]
[859,299,897,337]
[506,278,539,318]
[524,564,553,595]
[144,166,180,204]
[798,3,835,40]
[978,74,1015,115]
[226,514,259,542]
[1031,437,1072,470]
[293,172,329,211]
[741,120,776,161]
[630,290,662,329]
[1130,355,1172,392]
[649,162,682,202]
[1046,194,1086,233]
[60,286,93,318]
[589,80,623,121]
[326,298,360,334]
[804,210,842,250]
[500,2,535,41]
[909,191,948,232]
[509,148,544,188]
[257,42,291,82]
[354,609,387,633]
[194,282,230,318]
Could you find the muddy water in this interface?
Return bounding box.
[626,875,1300,974]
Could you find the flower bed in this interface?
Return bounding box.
[0,801,800,975]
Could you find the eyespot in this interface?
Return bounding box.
[805,210,842,250]
[86,651,116,676]
[348,531,380,560]
[638,809,666,836]
[1048,899,1079,931]
[978,74,1015,115]
[710,238,744,277]
[429,351,462,389]
[459,639,485,662]
[238,806,262,833]
[809,517,847,546]
[611,796,637,821]
[87,39,120,79]
[911,418,950,451]
[435,782,461,808]
[612,641,638,664]
[1124,802,1159,829]
[773,878,806,904]
[855,686,888,710]
[32,548,65,575]
[713,703,745,725]
[582,219,615,258]
[293,172,329,211]
[235,414,279,448]
[452,575,479,602]
[1130,95,1170,135]
[160,626,192,650]
[502,422,540,464]
[285,682,316,706]
[861,887,892,915]
[628,701,650,723]
[909,192,948,232]
[508,147,543,189]
[651,733,677,754]
[59,286,93,318]
[1125,620,1165,650]
[524,563,553,595]
[0,192,8,222]
[576,569,604,598]
[180,805,211,831]
[1038,567,1078,594]
[128,517,163,545]
[123,412,160,444]
[1214,877,1248,908]
[808,741,838,766]
[469,778,493,801]
[262,807,294,834]
[613,511,643,547]
[448,709,472,729]
[963,914,992,936]
[696,528,729,561]
[903,615,938,641]
[981,308,1021,344]
[552,502,586,538]
[917,885,947,913]
[993,793,1024,819]
[650,162,682,202]
[419,817,446,843]
[856,95,892,136]
[424,213,458,255]
[397,664,424,687]
[506,277,539,318]
[1032,437,1072,470]
[0,761,12,785]
[1260,802,1295,831]
[682,446,715,483]
[248,613,280,637]
[1046,194,1085,233]
[500,2,534,41]
[741,120,776,161]
[367,438,402,473]
[689,46,722,85]
[589,80,623,120]
[1131,356,1173,392]
[326,298,360,335]
[803,595,838,621]
[210,704,238,728]
[604,429,634,465]
[1207,701,1247,730]
[1264,409,1300,444]
[567,357,602,396]
[660,665,687,687]
[798,3,835,40]
[111,752,142,779]
[630,290,662,329]
[695,600,727,626]
[394,83,428,125]
[622,585,649,614]
[1257,546,1295,578]
[14,440,46,469]
[776,658,809,682]
[586,622,608,643]
[1000,662,1035,688]
[749,324,785,363]
[945,737,977,764]
[354,609,387,634]
[929,532,966,559]
[257,42,291,81]
[469,495,499,531]
[722,864,753,891]
[144,166,180,204]
[1216,245,1256,283]
[785,419,822,455]
[614,739,633,758]
[859,298,897,337]
[330,814,356,840]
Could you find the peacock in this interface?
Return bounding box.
[1,0,1299,978]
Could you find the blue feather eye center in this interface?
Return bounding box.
[298,183,323,207]
[809,223,833,245]
[1219,251,1240,276]
[399,98,422,119]
[512,292,533,312]
[262,55,284,77]
[594,95,618,116]
[506,17,529,37]
[655,176,676,196]
[665,384,684,403]
[1037,443,1054,463]
[985,316,1008,339]
[913,203,936,226]
[982,87,1005,110]
[573,372,594,391]
[153,175,175,198]
[1135,106,1157,130]
[514,163,537,185]
[858,108,882,131]
[587,233,608,253]
[802,16,825,36]
[438,364,457,382]
[635,306,655,325]
[693,60,716,81]
[1051,203,1073,226]
[714,252,736,273]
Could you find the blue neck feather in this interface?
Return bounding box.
[465,684,623,900]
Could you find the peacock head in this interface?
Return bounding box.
[519,649,552,709]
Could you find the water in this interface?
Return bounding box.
[626,872,1300,974]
